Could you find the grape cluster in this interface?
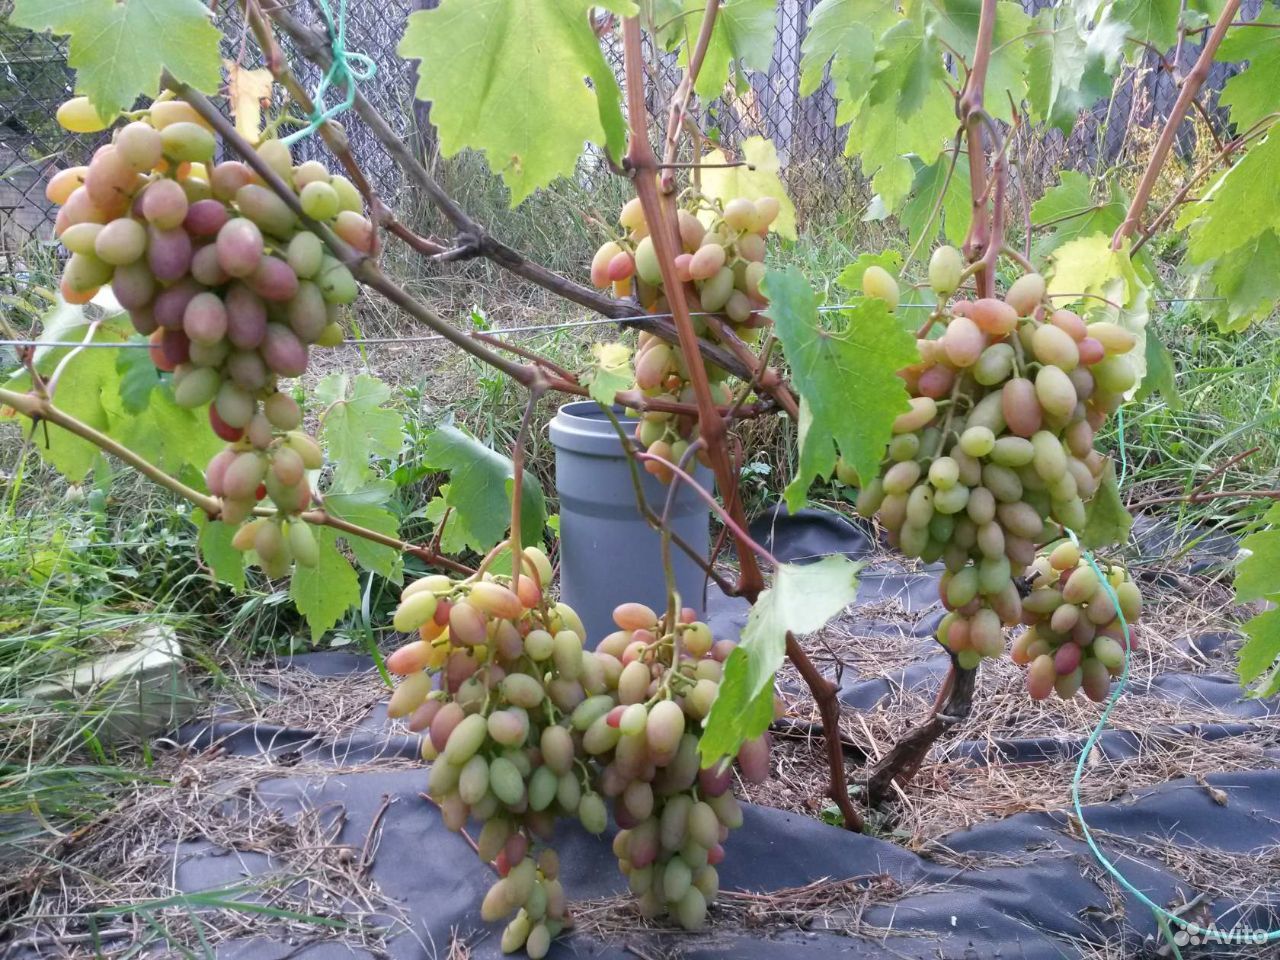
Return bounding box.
[1012,541,1142,701]
[47,95,371,576]
[851,247,1138,672]
[589,195,781,480]
[386,549,768,954]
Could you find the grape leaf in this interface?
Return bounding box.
[926,0,1030,123]
[224,60,273,141]
[763,267,917,512]
[1236,504,1280,696]
[1187,229,1280,332]
[799,0,894,97]
[193,512,246,592]
[398,0,634,204]
[585,343,633,407]
[12,0,223,119]
[102,384,222,476]
[290,525,360,643]
[1045,233,1150,389]
[700,554,860,766]
[700,137,798,240]
[1030,171,1129,257]
[1216,8,1280,130]
[323,481,403,581]
[1134,327,1179,409]
[424,487,476,554]
[116,339,161,414]
[868,14,947,118]
[1182,131,1280,265]
[423,423,547,551]
[313,374,404,493]
[1112,0,1182,51]
[1081,459,1133,549]
[899,151,972,251]
[690,0,777,102]
[1026,5,1126,132]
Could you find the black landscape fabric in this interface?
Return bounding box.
[166,510,1280,959]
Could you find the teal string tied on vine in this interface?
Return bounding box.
[280,0,376,147]
[1061,520,1280,948]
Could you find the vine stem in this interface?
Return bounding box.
[1111,0,1242,249]
[659,0,719,193]
[508,384,544,597]
[0,386,471,575]
[620,15,764,602]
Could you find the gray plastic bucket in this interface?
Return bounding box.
[549,401,711,645]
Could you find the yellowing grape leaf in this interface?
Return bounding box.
[313,374,404,493]
[423,423,547,551]
[194,513,246,592]
[763,266,917,512]
[700,137,797,240]
[1046,233,1149,391]
[224,60,273,142]
[585,342,633,407]
[700,554,860,766]
[1236,504,1280,697]
[291,525,361,643]
[13,0,223,118]
[398,0,634,204]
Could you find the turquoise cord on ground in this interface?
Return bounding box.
[280,0,376,148]
[1063,522,1279,945]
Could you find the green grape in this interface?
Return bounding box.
[888,433,920,461]
[300,180,340,220]
[1004,272,1046,315]
[699,266,735,312]
[928,245,963,295]
[958,426,996,458]
[928,457,959,489]
[1034,364,1077,418]
[861,265,900,309]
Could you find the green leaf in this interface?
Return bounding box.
[193,512,245,592]
[1030,171,1128,258]
[1134,327,1179,409]
[763,267,917,512]
[398,0,633,204]
[700,555,860,765]
[1187,229,1280,332]
[926,0,1030,123]
[323,481,403,581]
[1235,508,1280,603]
[835,251,903,294]
[585,343,633,407]
[1112,0,1182,51]
[116,339,160,414]
[691,0,777,102]
[898,151,972,250]
[799,0,894,98]
[700,137,798,240]
[1046,233,1150,389]
[1081,459,1132,550]
[314,374,403,492]
[423,423,547,551]
[290,525,360,643]
[1238,607,1280,695]
[12,0,223,119]
[101,385,222,476]
[1216,8,1280,130]
[424,488,476,554]
[868,15,947,118]
[1026,5,1126,132]
[1183,132,1280,266]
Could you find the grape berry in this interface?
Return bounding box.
[387,548,770,954]
[47,95,371,576]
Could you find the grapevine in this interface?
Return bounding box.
[386,550,769,950]
[45,94,373,577]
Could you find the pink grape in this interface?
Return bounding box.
[146,225,193,281]
[1027,654,1056,700]
[152,279,202,330]
[140,178,189,229]
[111,261,156,309]
[225,283,267,349]
[184,198,230,237]
[183,292,228,344]
[248,255,299,302]
[261,324,308,377]
[216,218,264,278]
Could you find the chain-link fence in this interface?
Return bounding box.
[0,0,1255,258]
